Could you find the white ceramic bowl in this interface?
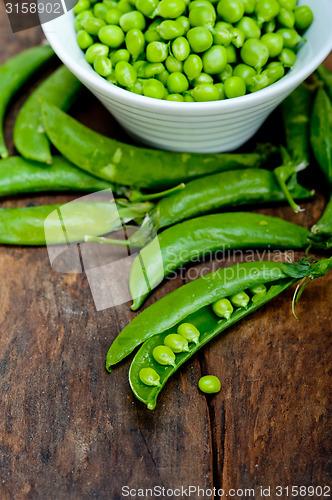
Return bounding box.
[41,0,332,153]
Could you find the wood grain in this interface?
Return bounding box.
[0,6,331,499]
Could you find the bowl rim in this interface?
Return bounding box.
[42,0,332,114]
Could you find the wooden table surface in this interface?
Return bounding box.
[0,6,331,499]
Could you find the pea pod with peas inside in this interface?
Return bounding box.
[105,257,332,409]
[41,102,269,189]
[13,65,82,164]
[0,45,54,159]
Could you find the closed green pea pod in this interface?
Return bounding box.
[139,368,161,386]
[310,88,332,186]
[152,346,176,366]
[164,334,189,353]
[202,45,227,75]
[115,61,137,87]
[177,323,200,344]
[172,37,190,61]
[183,54,203,80]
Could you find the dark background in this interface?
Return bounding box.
[0,6,331,499]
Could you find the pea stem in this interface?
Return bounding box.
[129,183,186,201]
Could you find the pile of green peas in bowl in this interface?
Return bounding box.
[74,0,314,102]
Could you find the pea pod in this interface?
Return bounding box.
[0,156,113,197]
[317,64,332,101]
[0,200,152,245]
[107,258,332,380]
[0,45,54,159]
[128,212,329,310]
[13,66,82,164]
[311,197,332,239]
[41,101,266,189]
[119,257,332,409]
[310,87,332,186]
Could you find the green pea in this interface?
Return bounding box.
[157,0,186,18]
[157,20,185,40]
[145,26,162,43]
[103,0,118,8]
[225,44,237,64]
[294,6,313,30]
[166,93,185,101]
[189,6,216,29]
[85,43,109,64]
[120,11,146,32]
[155,69,170,85]
[146,41,169,62]
[176,16,190,33]
[192,83,220,101]
[217,0,244,24]
[264,19,276,33]
[98,25,125,48]
[183,54,203,80]
[133,59,148,76]
[144,62,165,77]
[130,78,144,94]
[212,23,232,46]
[93,2,109,19]
[143,78,166,99]
[105,8,122,24]
[94,55,113,77]
[189,0,216,14]
[167,72,189,93]
[213,298,233,319]
[250,284,267,295]
[75,10,94,32]
[177,323,200,344]
[187,27,213,53]
[278,47,296,67]
[230,27,245,48]
[246,72,270,92]
[165,55,183,73]
[74,0,91,15]
[255,0,280,24]
[152,345,176,366]
[233,63,256,84]
[242,0,255,14]
[115,61,137,87]
[215,82,225,99]
[184,92,195,102]
[139,367,161,386]
[241,38,269,71]
[218,63,232,82]
[136,0,158,16]
[278,8,295,28]
[172,37,190,61]
[230,291,250,308]
[198,375,221,394]
[262,62,285,84]
[81,16,106,35]
[236,17,261,39]
[164,333,189,353]
[194,72,214,85]
[277,28,303,49]
[107,70,117,84]
[202,45,227,74]
[110,48,130,65]
[117,0,134,13]
[261,32,284,57]
[125,29,145,58]
[224,75,246,96]
[278,0,296,10]
[77,29,94,49]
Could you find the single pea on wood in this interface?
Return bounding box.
[198,375,221,394]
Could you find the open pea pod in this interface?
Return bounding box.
[120,257,332,409]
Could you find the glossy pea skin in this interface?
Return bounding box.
[93,2,109,19]
[133,60,148,77]
[82,15,106,34]
[192,83,220,101]
[144,21,162,42]
[120,11,146,32]
[98,25,125,48]
[74,0,91,15]
[167,72,189,93]
[255,0,280,24]
[187,27,213,53]
[166,93,185,101]
[183,54,203,80]
[184,92,195,102]
[194,72,214,85]
[146,41,168,62]
[262,62,285,84]
[217,0,244,24]
[164,333,189,353]
[246,72,270,92]
[105,8,122,25]
[230,27,245,48]
[117,0,134,13]
[218,63,233,82]
[110,48,130,65]
[189,5,216,29]
[241,38,269,71]
[85,43,109,63]
[157,20,185,40]
[250,284,267,295]
[166,55,183,73]
[277,29,303,49]
[125,29,145,58]
[294,6,313,30]
[152,345,176,366]
[202,45,227,75]
[172,37,191,61]
[224,76,246,98]
[176,15,190,33]
[139,367,161,386]
[115,61,137,86]
[242,0,255,14]
[94,55,113,76]
[233,63,256,84]
[156,68,170,85]
[225,44,237,64]
[130,78,144,94]
[177,323,200,344]
[77,30,94,49]
[278,0,296,10]
[157,0,187,18]
[279,47,296,67]
[236,17,261,39]
[212,22,233,46]
[212,298,233,320]
[278,8,295,29]
[230,291,250,308]
[144,62,165,77]
[143,78,166,98]
[136,0,158,16]
[215,82,225,99]
[198,375,221,394]
[261,32,284,57]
